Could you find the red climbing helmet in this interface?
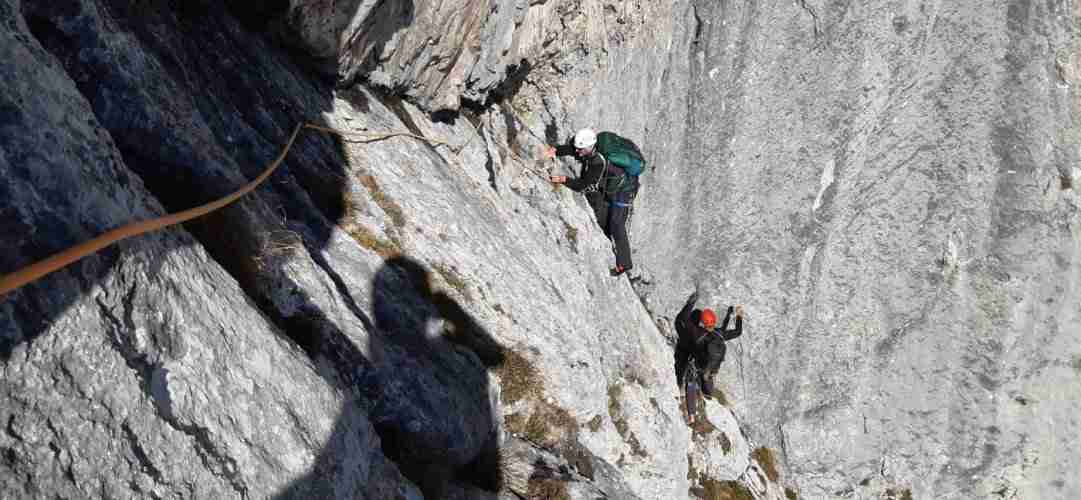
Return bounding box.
[700,308,717,329]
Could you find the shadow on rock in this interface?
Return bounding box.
[1,0,346,357]
[0,1,503,498]
[1,0,413,358]
[369,256,505,497]
[274,255,505,498]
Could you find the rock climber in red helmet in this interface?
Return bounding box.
[675,290,744,398]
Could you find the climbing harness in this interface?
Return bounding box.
[0,123,449,296]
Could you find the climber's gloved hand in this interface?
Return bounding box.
[539,145,557,160]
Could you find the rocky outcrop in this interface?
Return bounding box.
[278,0,641,113]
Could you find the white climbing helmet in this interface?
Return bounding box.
[574,128,597,149]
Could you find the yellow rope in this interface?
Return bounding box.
[0,123,449,296]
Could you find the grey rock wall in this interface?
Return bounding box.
[626,0,1081,498]
[5,0,1075,498]
[0,2,417,498]
[1,0,748,498]
[279,0,634,113]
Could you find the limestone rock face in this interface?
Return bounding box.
[275,0,685,114]
[0,2,417,498]
[627,0,1081,498]
[0,0,729,498]
[4,0,1077,498]
[278,0,634,112]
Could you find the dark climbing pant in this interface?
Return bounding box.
[701,368,716,397]
[674,338,694,387]
[586,188,635,270]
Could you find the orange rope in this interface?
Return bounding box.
[0,123,449,296]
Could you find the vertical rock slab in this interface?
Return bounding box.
[631,0,1081,497]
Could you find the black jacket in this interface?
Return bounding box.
[675,296,743,374]
[554,143,638,197]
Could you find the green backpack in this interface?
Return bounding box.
[596,132,646,176]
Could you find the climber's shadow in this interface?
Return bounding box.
[273,255,504,498]
[374,256,505,367]
[369,256,505,497]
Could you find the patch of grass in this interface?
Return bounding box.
[885,488,913,500]
[691,415,717,437]
[608,386,629,434]
[506,401,575,448]
[527,477,570,500]
[522,412,550,443]
[752,447,780,482]
[711,387,729,407]
[700,476,754,500]
[606,384,648,457]
[785,487,799,500]
[496,350,541,406]
[358,173,407,228]
[505,413,529,437]
[499,350,579,448]
[343,187,366,216]
[607,384,623,419]
[562,220,578,253]
[340,188,401,258]
[431,262,472,301]
[612,414,630,441]
[607,384,628,439]
[344,224,400,258]
[252,230,304,270]
[543,405,576,442]
[587,415,603,432]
